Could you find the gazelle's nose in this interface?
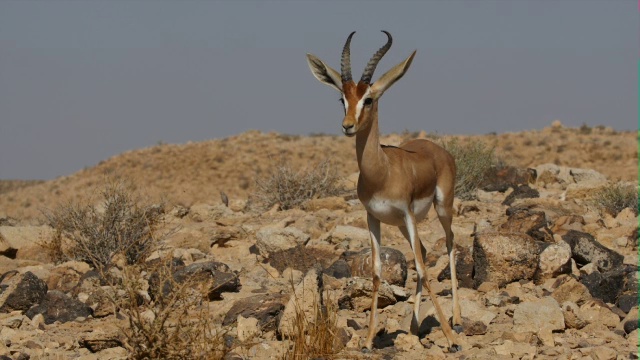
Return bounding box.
[342,123,356,136]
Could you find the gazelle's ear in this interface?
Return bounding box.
[370,50,416,98]
[306,53,343,92]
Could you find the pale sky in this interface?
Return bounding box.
[0,1,637,180]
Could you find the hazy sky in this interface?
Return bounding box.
[0,1,637,180]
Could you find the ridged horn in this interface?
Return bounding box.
[341,31,356,83]
[360,30,392,84]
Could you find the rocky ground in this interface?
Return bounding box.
[0,123,637,359]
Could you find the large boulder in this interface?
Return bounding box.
[502,185,539,206]
[500,208,553,243]
[562,230,623,271]
[473,231,540,288]
[223,293,289,332]
[0,226,54,261]
[150,261,240,301]
[580,264,636,306]
[0,271,47,313]
[537,241,572,281]
[343,247,407,287]
[25,290,93,324]
[255,227,310,256]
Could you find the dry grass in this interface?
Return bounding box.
[592,182,638,217]
[282,291,342,360]
[440,138,496,200]
[43,180,165,270]
[118,259,229,360]
[251,159,346,211]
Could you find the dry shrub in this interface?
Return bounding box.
[592,182,638,217]
[43,180,164,270]
[119,260,229,360]
[440,138,496,200]
[251,159,345,211]
[282,291,342,359]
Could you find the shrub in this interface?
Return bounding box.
[440,138,496,200]
[592,182,638,217]
[119,260,229,360]
[251,159,345,211]
[44,180,164,270]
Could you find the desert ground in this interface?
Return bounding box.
[0,121,637,359]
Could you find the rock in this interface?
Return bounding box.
[501,208,553,243]
[339,277,396,312]
[473,231,540,287]
[323,259,351,279]
[481,166,536,192]
[150,261,240,301]
[513,297,564,332]
[0,226,54,261]
[437,245,474,289]
[343,247,407,287]
[278,268,322,338]
[502,185,539,206]
[493,340,537,359]
[237,315,261,342]
[327,225,369,246]
[569,168,607,184]
[394,333,421,352]
[561,301,588,329]
[617,293,638,313]
[459,299,496,328]
[461,318,487,335]
[580,265,635,304]
[79,326,122,352]
[303,197,348,211]
[172,261,240,301]
[267,245,334,274]
[0,271,47,313]
[550,215,585,236]
[551,276,592,306]
[562,230,623,271]
[537,241,572,280]
[618,307,638,334]
[579,300,620,328]
[47,264,88,293]
[223,293,288,332]
[188,203,233,222]
[255,226,310,256]
[25,290,92,324]
[589,346,617,360]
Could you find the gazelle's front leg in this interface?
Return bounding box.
[363,212,382,351]
[403,211,461,352]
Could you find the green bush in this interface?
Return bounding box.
[251,159,345,211]
[592,182,638,217]
[440,138,496,200]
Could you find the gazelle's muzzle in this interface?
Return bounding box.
[342,118,357,136]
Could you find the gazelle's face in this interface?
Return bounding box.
[340,82,375,137]
[306,31,416,137]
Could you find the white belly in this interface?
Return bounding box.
[363,194,433,226]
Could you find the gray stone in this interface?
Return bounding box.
[562,230,623,271]
[0,271,47,313]
[223,293,288,332]
[537,241,572,280]
[339,277,396,312]
[343,247,407,287]
[25,290,93,324]
[279,268,322,338]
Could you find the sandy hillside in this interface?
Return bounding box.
[0,122,636,222]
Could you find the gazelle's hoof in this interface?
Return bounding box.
[361,347,372,354]
[452,324,464,334]
[449,344,462,353]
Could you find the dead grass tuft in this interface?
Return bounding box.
[440,138,496,200]
[591,182,638,217]
[251,159,346,211]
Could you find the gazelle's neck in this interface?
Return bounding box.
[355,106,388,181]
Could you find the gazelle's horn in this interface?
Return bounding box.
[360,30,392,84]
[341,31,356,83]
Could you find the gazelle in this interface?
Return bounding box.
[306,31,462,352]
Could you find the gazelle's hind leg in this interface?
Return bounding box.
[402,212,460,352]
[435,187,462,332]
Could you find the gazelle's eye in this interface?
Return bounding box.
[364,98,373,106]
